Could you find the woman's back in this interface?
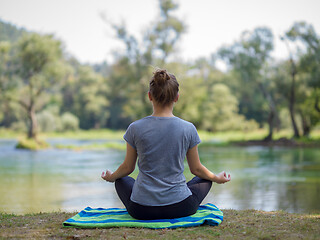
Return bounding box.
[101,69,230,220]
[124,116,200,206]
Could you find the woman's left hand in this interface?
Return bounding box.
[101,170,114,182]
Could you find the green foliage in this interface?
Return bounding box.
[16,137,49,150]
[0,19,27,42]
[17,33,62,78]
[10,121,27,132]
[36,106,79,132]
[218,27,280,141]
[61,64,109,129]
[60,112,79,131]
[201,83,258,131]
[103,0,186,128]
[174,75,206,126]
[36,106,61,132]
[218,27,274,124]
[282,21,320,135]
[0,31,70,140]
[153,0,186,62]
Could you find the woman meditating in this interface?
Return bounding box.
[101,69,231,220]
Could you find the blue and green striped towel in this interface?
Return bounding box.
[63,203,223,229]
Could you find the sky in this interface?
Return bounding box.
[0,0,319,65]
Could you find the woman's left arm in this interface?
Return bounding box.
[101,143,137,182]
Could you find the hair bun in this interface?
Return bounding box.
[153,69,170,85]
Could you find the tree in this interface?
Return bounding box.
[284,22,320,136]
[202,84,238,131]
[0,41,12,125]
[169,62,207,127]
[0,33,68,139]
[281,32,300,138]
[0,19,27,42]
[103,0,186,128]
[61,64,109,129]
[218,27,278,140]
[151,0,186,64]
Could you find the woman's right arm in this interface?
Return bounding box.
[186,145,231,184]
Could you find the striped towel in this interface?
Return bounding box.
[63,203,223,229]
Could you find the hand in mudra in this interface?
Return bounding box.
[101,170,114,182]
[214,171,231,184]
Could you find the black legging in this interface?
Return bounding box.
[114,176,212,220]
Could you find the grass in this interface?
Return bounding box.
[1,128,320,150]
[0,128,125,141]
[16,137,50,150]
[0,210,319,239]
[54,141,126,151]
[45,129,126,140]
[199,128,320,143]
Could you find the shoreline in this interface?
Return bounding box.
[230,138,320,148]
[1,137,320,150]
[0,128,320,150]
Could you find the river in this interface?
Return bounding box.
[0,139,319,214]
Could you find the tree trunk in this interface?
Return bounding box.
[27,106,38,139]
[289,60,300,138]
[264,111,274,141]
[315,92,320,113]
[258,82,277,142]
[300,113,311,137]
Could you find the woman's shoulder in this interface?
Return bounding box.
[176,117,196,128]
[127,116,152,129]
[128,116,196,129]
[131,116,151,125]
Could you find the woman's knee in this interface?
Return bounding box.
[188,176,212,187]
[115,176,134,189]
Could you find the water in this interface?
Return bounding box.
[0,139,319,214]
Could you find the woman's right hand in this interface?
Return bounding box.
[213,171,231,184]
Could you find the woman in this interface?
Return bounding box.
[101,69,231,220]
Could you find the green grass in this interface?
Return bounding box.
[45,129,126,140]
[198,129,268,142]
[16,137,50,150]
[0,210,319,239]
[1,128,320,150]
[0,128,23,138]
[54,141,126,151]
[199,128,320,143]
[0,128,125,140]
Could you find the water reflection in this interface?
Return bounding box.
[199,146,320,213]
[0,139,319,214]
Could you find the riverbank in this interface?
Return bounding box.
[1,128,320,150]
[0,209,319,239]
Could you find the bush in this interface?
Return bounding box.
[37,110,61,132]
[36,105,80,132]
[60,112,79,131]
[10,121,27,132]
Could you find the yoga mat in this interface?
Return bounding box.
[63,203,223,229]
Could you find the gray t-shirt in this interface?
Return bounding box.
[123,116,201,206]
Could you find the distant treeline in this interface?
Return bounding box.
[0,0,319,140]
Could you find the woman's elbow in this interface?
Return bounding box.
[126,163,136,175]
[190,167,201,176]
[127,166,135,175]
[121,163,135,175]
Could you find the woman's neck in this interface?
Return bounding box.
[151,103,175,117]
